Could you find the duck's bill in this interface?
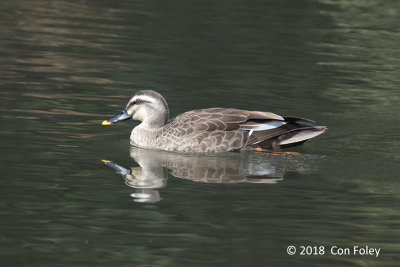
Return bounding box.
[102,109,132,125]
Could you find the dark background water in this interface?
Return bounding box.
[1,0,400,266]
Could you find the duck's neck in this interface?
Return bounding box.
[141,106,169,129]
[140,115,167,129]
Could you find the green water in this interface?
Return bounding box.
[1,0,400,266]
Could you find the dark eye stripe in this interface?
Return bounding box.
[127,99,149,109]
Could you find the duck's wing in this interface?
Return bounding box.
[241,116,326,149]
[170,108,325,150]
[172,108,285,132]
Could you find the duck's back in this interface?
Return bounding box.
[159,108,250,153]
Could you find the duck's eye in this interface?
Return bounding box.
[135,99,141,104]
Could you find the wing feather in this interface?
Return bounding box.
[169,108,286,136]
[166,108,325,151]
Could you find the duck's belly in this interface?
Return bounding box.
[131,127,246,153]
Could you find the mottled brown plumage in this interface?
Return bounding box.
[102,90,326,153]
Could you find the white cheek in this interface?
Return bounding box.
[132,107,145,121]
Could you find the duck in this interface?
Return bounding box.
[102,90,326,153]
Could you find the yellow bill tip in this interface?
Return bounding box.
[101,159,111,164]
[102,120,112,126]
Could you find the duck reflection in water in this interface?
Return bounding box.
[102,147,320,203]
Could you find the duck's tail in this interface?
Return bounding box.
[243,117,326,150]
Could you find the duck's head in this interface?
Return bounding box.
[102,90,169,128]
